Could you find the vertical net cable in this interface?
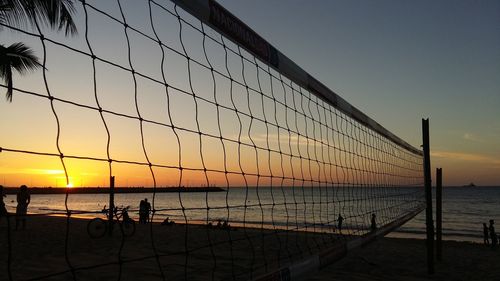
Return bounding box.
[200,19,237,280]
[32,11,76,281]
[278,73,293,262]
[148,1,186,280]
[267,65,284,268]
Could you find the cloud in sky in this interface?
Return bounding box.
[462,133,483,142]
[236,133,329,148]
[431,150,500,165]
[0,168,66,175]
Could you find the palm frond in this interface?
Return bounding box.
[0,2,10,25]
[0,0,28,29]
[0,43,41,102]
[56,0,77,36]
[1,0,77,35]
[21,0,78,36]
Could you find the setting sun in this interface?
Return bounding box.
[66,183,74,188]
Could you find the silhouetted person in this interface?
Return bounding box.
[139,199,146,224]
[161,217,175,226]
[15,185,30,230]
[337,214,344,233]
[489,220,498,248]
[122,207,130,222]
[370,213,377,233]
[144,198,151,223]
[483,223,490,245]
[0,185,7,221]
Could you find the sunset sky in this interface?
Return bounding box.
[0,0,498,187]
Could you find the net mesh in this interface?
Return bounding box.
[0,0,424,280]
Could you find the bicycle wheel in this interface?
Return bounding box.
[87,218,107,238]
[120,219,136,237]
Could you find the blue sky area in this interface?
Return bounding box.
[218,0,500,185]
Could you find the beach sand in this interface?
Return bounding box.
[308,237,500,281]
[1,215,339,281]
[1,215,499,281]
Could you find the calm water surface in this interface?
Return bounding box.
[391,186,500,242]
[4,186,499,242]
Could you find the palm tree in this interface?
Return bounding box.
[0,0,77,101]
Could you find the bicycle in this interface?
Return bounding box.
[87,206,136,238]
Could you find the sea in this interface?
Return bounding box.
[392,186,500,242]
[3,186,499,243]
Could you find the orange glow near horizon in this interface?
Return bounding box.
[0,150,427,188]
[1,138,498,187]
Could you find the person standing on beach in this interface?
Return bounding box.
[489,220,498,248]
[337,214,344,233]
[15,185,30,230]
[0,185,8,221]
[139,199,146,224]
[370,213,377,233]
[483,223,490,245]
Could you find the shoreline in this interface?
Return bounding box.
[1,206,486,244]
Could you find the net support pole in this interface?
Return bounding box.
[108,176,115,236]
[422,119,434,274]
[436,168,443,261]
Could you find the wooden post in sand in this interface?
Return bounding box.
[422,119,434,274]
[109,176,115,236]
[436,168,443,261]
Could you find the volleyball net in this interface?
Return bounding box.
[0,0,424,280]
